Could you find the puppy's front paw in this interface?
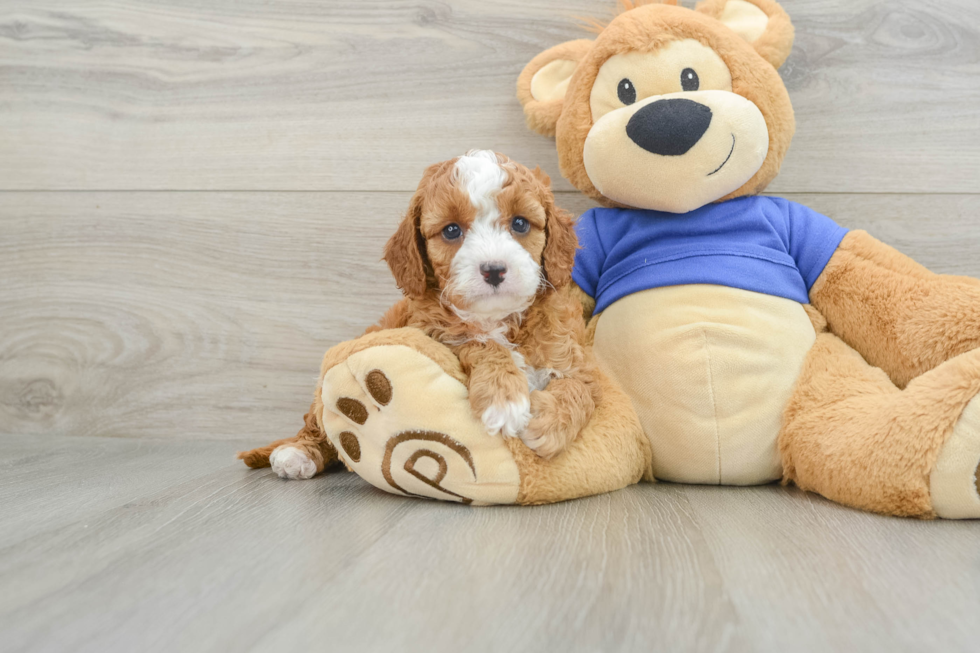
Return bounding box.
[481,396,532,438]
[269,445,317,480]
[520,427,565,460]
[521,402,576,460]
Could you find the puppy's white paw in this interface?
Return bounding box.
[269,445,316,480]
[481,397,532,438]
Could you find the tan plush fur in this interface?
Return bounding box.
[695,0,794,68]
[513,0,980,516]
[516,39,595,138]
[507,367,654,505]
[238,327,469,474]
[239,323,650,505]
[518,0,795,207]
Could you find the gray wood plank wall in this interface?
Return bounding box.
[3,2,980,652]
[2,0,978,443]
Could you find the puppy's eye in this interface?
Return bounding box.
[511,216,530,234]
[681,68,699,92]
[617,78,636,105]
[442,223,462,241]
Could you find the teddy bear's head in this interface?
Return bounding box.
[518,0,796,213]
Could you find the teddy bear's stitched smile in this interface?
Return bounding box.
[707,133,736,176]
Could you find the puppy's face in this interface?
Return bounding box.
[385,151,576,321]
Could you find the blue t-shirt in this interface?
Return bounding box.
[572,196,848,314]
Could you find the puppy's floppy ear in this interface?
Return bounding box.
[696,0,794,69]
[384,189,430,298]
[530,166,552,187]
[541,199,578,291]
[517,39,593,138]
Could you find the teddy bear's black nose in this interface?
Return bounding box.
[626,98,712,156]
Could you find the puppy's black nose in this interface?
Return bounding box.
[480,262,507,287]
[626,98,712,156]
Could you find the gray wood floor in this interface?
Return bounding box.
[1,0,979,651]
[3,434,980,653]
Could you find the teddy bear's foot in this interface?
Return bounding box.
[319,344,522,505]
[780,329,980,518]
[930,394,980,519]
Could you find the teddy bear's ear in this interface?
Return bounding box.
[517,39,593,138]
[696,0,794,69]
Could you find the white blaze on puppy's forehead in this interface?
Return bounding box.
[444,150,542,327]
[453,150,509,220]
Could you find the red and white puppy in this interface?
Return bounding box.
[240,150,601,475]
[378,150,601,458]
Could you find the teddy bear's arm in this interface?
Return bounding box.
[809,230,980,388]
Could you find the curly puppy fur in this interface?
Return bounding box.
[239,151,600,470]
[381,151,601,459]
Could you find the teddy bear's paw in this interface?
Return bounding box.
[481,396,532,438]
[319,345,521,505]
[269,445,317,480]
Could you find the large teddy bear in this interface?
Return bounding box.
[241,0,980,518]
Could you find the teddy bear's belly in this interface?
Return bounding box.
[592,284,816,485]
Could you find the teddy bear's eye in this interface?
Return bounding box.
[681,68,699,92]
[617,78,636,105]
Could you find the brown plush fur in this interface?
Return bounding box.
[512,0,980,516]
[779,233,980,518]
[810,231,980,389]
[780,314,980,518]
[518,0,796,207]
[517,39,595,138]
[695,0,794,68]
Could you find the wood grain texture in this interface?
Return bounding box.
[1,434,979,653]
[0,0,978,192]
[685,485,980,652]
[3,191,979,443]
[1,1,979,649]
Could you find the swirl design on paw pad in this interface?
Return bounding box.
[381,431,476,504]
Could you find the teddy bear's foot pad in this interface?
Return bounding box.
[931,393,980,519]
[320,345,521,505]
